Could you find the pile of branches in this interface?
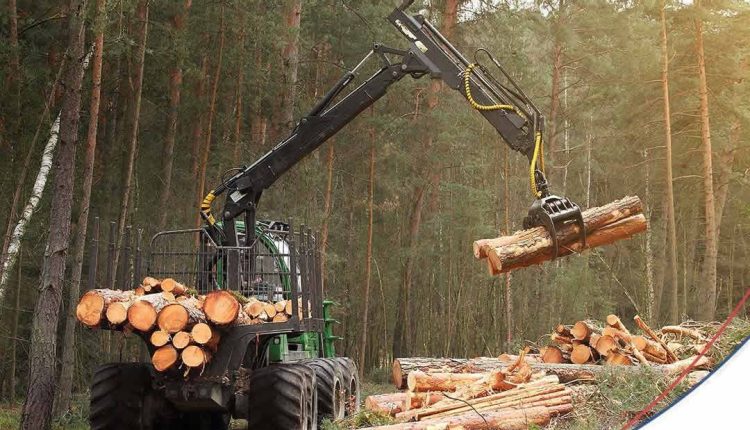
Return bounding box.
[539,314,711,370]
[364,351,573,429]
[75,276,305,375]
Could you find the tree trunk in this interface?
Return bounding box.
[359,115,375,374]
[114,0,150,277]
[658,0,680,323]
[271,0,302,140]
[0,57,67,294]
[190,55,209,201]
[319,141,335,287]
[643,149,655,322]
[20,0,88,427]
[195,4,225,228]
[55,0,107,416]
[694,0,718,321]
[157,0,192,229]
[9,246,22,403]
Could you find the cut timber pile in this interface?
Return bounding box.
[76,276,298,376]
[365,351,573,429]
[473,195,647,275]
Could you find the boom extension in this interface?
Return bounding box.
[200,1,585,274]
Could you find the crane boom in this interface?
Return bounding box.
[200,2,584,279]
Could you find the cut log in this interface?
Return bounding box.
[160,278,187,295]
[404,392,445,411]
[172,331,192,349]
[606,352,633,366]
[191,322,214,344]
[272,313,289,323]
[274,300,287,313]
[263,302,277,319]
[595,335,617,357]
[369,406,552,430]
[161,291,176,303]
[76,289,133,327]
[570,321,592,342]
[634,315,678,363]
[152,345,178,372]
[105,300,132,325]
[203,290,240,325]
[407,371,486,393]
[134,286,146,296]
[284,299,293,316]
[157,303,190,334]
[540,346,566,364]
[555,324,572,337]
[551,333,573,345]
[480,196,645,274]
[661,325,705,341]
[633,335,668,362]
[570,344,593,364]
[142,276,160,291]
[397,376,563,421]
[364,393,407,416]
[589,333,601,349]
[127,294,172,332]
[243,298,264,318]
[150,330,170,347]
[664,355,712,373]
[182,345,211,368]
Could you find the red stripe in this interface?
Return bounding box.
[622,286,750,430]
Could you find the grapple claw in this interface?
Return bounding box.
[523,195,586,259]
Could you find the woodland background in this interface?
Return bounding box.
[0,0,748,426]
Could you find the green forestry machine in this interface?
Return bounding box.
[89,1,586,429]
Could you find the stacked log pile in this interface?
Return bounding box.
[365,351,573,429]
[473,196,647,275]
[537,314,712,369]
[376,315,714,428]
[76,276,306,374]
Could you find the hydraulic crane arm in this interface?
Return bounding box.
[202,0,584,262]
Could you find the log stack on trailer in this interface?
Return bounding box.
[76,277,307,374]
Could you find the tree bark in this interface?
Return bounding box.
[694,0,718,321]
[659,0,680,323]
[271,0,302,140]
[232,5,246,165]
[9,246,22,403]
[55,0,107,416]
[319,140,335,287]
[20,0,88,427]
[359,114,375,374]
[195,4,225,228]
[114,0,150,278]
[157,0,192,229]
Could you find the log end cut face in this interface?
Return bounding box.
[76,292,105,327]
[203,290,240,325]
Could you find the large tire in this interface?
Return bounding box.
[297,364,318,430]
[305,359,345,422]
[247,364,310,430]
[331,357,361,416]
[90,363,228,430]
[89,363,162,430]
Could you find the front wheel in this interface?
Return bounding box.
[89,363,165,430]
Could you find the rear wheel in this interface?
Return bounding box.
[247,364,317,430]
[89,363,228,430]
[305,359,345,422]
[331,357,361,416]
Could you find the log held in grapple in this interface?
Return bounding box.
[474,196,647,275]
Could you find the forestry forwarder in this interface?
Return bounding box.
[89,1,586,429]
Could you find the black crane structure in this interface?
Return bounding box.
[199,0,585,286]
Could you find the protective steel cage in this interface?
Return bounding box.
[147,223,323,322]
